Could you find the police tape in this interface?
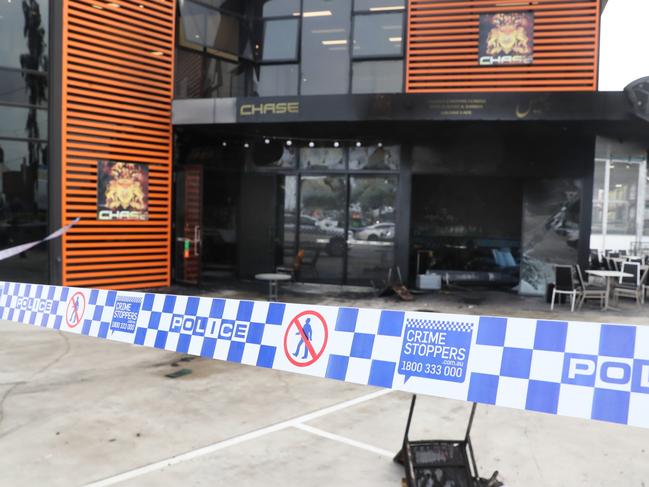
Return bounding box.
[0,218,80,261]
[0,280,647,429]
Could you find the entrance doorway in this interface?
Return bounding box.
[410,175,522,285]
[173,154,240,285]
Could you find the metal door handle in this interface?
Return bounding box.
[194,225,201,256]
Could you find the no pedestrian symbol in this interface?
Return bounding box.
[66,292,86,328]
[283,310,328,367]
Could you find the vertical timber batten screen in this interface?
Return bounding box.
[406,0,600,92]
[61,0,175,289]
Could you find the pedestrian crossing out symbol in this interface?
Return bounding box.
[283,310,328,367]
[66,292,86,328]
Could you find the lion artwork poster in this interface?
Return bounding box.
[479,12,534,66]
[97,161,149,221]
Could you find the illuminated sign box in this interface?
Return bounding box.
[97,161,149,221]
[479,12,534,66]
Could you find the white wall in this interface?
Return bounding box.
[599,0,649,91]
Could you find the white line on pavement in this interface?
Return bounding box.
[293,423,394,459]
[84,388,393,487]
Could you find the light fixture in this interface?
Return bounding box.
[377,142,383,148]
[355,141,362,147]
[243,142,250,149]
[286,140,293,147]
[322,39,347,46]
[369,6,405,11]
[302,10,333,17]
[388,37,402,43]
[333,141,340,148]
[308,141,315,148]
[264,138,271,144]
[222,141,227,147]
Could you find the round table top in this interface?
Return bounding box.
[585,270,632,278]
[255,273,292,281]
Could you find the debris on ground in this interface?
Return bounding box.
[165,368,192,379]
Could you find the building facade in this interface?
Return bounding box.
[0,0,647,295]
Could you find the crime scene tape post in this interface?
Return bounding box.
[0,280,647,429]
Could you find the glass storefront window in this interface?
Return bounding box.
[180,0,208,47]
[262,0,301,17]
[253,146,297,168]
[0,0,49,71]
[349,145,400,170]
[353,0,405,12]
[299,176,346,282]
[256,64,299,96]
[300,0,352,95]
[347,176,397,283]
[174,49,205,98]
[280,175,298,267]
[0,106,47,140]
[299,147,345,170]
[262,19,299,61]
[351,60,403,93]
[352,13,403,58]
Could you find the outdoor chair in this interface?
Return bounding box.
[575,264,606,310]
[613,262,644,305]
[551,265,580,312]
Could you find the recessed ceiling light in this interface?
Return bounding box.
[322,39,347,46]
[302,10,332,17]
[389,37,402,42]
[369,6,405,11]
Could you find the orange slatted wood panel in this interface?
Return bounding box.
[407,0,600,92]
[61,0,175,289]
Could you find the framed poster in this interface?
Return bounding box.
[479,12,534,66]
[97,161,149,221]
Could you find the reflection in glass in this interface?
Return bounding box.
[262,0,301,17]
[591,160,606,233]
[0,68,48,106]
[301,0,351,95]
[180,1,240,55]
[349,145,400,170]
[0,0,49,71]
[299,147,345,170]
[607,163,638,235]
[353,0,405,11]
[262,19,299,61]
[280,175,298,268]
[0,106,47,139]
[0,140,48,283]
[352,60,403,93]
[299,176,346,282]
[174,49,205,98]
[352,13,403,58]
[256,64,299,96]
[347,176,397,284]
[204,57,247,97]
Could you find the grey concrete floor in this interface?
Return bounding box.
[1,288,648,486]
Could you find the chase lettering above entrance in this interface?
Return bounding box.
[172,93,632,126]
[239,101,300,117]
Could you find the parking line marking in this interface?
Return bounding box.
[84,389,393,486]
[293,423,394,458]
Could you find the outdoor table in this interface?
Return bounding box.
[585,270,632,311]
[255,273,291,301]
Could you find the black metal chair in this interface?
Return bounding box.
[613,262,643,305]
[551,265,579,312]
[575,264,606,310]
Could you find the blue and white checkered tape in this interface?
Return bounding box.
[0,280,647,429]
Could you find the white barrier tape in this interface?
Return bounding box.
[0,218,80,261]
[0,280,647,429]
